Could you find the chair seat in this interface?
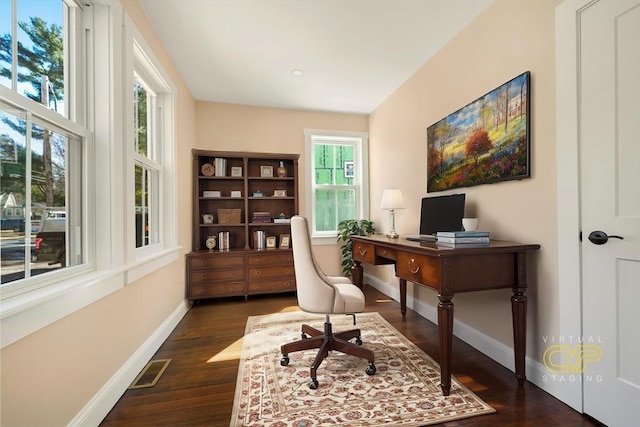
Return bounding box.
[334,283,366,313]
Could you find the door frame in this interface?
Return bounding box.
[555,0,600,412]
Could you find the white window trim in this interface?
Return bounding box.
[0,0,180,349]
[304,129,369,245]
[124,15,178,267]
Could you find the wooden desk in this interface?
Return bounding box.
[350,234,540,396]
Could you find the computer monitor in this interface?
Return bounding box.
[419,193,466,235]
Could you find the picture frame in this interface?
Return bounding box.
[266,236,277,249]
[273,189,287,197]
[279,234,290,249]
[260,165,273,177]
[344,161,354,178]
[230,190,242,197]
[427,71,531,192]
[231,166,243,177]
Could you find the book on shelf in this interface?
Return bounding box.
[436,230,490,238]
[252,211,272,223]
[436,236,490,244]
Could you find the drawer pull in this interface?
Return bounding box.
[201,274,207,280]
[358,247,368,256]
[200,287,206,293]
[284,282,290,287]
[408,258,421,274]
[255,271,260,276]
[199,260,206,266]
[382,250,388,255]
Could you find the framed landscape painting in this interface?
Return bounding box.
[427,71,531,192]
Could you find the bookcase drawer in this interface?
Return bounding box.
[246,252,293,266]
[189,255,244,270]
[247,279,296,294]
[248,266,295,280]
[190,282,245,297]
[190,268,245,284]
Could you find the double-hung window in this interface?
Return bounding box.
[304,129,369,242]
[0,0,88,290]
[127,28,175,260]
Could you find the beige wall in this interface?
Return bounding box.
[0,1,196,425]
[369,0,562,360]
[195,101,368,273]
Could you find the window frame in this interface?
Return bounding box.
[304,129,369,244]
[0,0,179,349]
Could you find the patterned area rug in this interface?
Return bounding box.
[230,311,495,426]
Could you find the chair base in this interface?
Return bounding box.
[280,317,376,389]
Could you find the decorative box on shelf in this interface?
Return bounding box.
[217,208,242,224]
[203,190,221,198]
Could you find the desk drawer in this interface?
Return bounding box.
[376,246,397,260]
[396,252,441,289]
[352,241,376,264]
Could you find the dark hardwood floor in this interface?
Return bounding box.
[101,286,601,426]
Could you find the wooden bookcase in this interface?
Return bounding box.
[186,150,299,301]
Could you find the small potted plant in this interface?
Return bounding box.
[337,219,375,277]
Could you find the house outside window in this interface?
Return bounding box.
[304,129,369,242]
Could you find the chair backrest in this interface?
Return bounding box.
[290,215,336,313]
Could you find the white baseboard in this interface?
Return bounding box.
[366,274,579,411]
[68,299,191,427]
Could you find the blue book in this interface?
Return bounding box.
[436,230,490,238]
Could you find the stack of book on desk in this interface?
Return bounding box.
[436,230,490,247]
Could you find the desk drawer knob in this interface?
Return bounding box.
[408,258,421,274]
[200,260,207,266]
[201,274,208,280]
[358,247,368,256]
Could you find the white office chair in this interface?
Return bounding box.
[280,215,376,389]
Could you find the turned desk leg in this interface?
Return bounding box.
[512,251,528,386]
[512,287,527,385]
[351,261,364,290]
[399,278,407,316]
[438,294,454,396]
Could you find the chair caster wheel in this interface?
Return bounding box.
[365,363,376,376]
[280,356,289,366]
[309,378,319,389]
[355,337,363,346]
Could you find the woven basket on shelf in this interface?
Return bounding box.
[217,208,242,224]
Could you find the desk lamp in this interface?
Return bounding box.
[380,189,404,238]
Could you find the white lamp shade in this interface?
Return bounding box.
[380,189,404,210]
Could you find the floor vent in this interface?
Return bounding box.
[128,359,171,389]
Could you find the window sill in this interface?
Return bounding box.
[0,246,181,349]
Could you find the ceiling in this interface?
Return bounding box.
[139,0,493,115]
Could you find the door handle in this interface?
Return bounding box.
[588,230,624,245]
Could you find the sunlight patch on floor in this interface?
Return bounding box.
[208,337,244,363]
[207,306,300,363]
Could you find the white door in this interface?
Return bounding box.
[580,0,640,425]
